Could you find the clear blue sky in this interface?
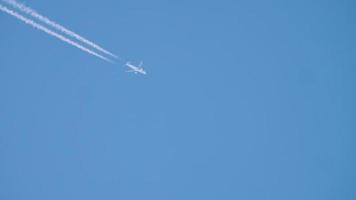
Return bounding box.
[0,0,355,199]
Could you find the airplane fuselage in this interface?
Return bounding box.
[126,62,147,75]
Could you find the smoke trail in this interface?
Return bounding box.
[0,4,113,63]
[2,0,119,59]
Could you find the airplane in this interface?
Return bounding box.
[125,61,147,75]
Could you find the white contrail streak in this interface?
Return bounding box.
[0,4,113,63]
[2,0,119,59]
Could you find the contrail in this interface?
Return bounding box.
[2,0,119,59]
[0,4,113,63]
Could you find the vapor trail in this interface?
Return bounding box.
[0,4,113,63]
[2,0,118,59]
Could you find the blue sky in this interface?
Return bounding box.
[0,0,355,199]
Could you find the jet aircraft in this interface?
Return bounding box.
[125,61,147,75]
